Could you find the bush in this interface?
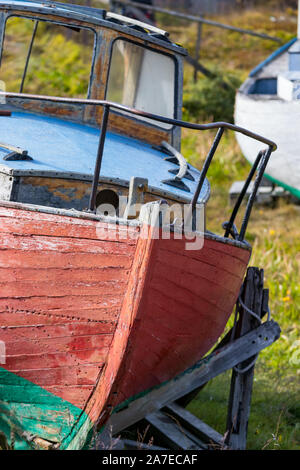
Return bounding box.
[182,72,242,123]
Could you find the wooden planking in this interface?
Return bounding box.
[151,266,237,311]
[149,285,227,320]
[4,349,108,371]
[0,205,138,412]
[0,295,122,312]
[0,309,119,327]
[8,365,102,387]
[0,211,139,243]
[159,238,250,272]
[3,333,113,356]
[0,322,116,340]
[0,206,139,235]
[0,280,127,298]
[158,249,243,293]
[0,233,136,255]
[0,267,130,283]
[0,250,134,269]
[107,232,251,406]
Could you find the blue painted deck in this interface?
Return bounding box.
[0,112,209,202]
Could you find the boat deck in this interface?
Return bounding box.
[0,111,209,203]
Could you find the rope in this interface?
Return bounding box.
[233,355,258,374]
[238,296,262,324]
[231,292,265,374]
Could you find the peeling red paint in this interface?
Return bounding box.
[0,205,250,428]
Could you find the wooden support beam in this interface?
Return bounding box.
[225,267,265,449]
[145,410,203,450]
[164,402,227,449]
[107,320,280,435]
[194,22,203,82]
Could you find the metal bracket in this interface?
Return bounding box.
[0,142,32,161]
[161,141,192,192]
[222,221,239,240]
[123,176,148,220]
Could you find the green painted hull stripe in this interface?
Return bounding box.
[242,155,300,200]
[263,173,300,200]
[0,367,92,450]
[105,355,214,423]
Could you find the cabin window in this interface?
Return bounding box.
[106,39,175,129]
[0,16,95,98]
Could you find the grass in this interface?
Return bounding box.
[166,6,300,450]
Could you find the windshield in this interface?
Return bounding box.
[0,16,95,98]
[106,39,175,129]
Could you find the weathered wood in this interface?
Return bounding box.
[194,22,203,82]
[121,439,166,450]
[107,320,280,435]
[165,402,226,449]
[225,267,265,449]
[145,410,202,450]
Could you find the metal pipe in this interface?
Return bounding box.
[186,127,224,230]
[0,91,278,151]
[20,20,39,93]
[112,0,281,43]
[88,105,110,212]
[238,146,273,241]
[191,127,224,212]
[224,150,265,238]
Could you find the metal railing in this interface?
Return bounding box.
[0,91,277,241]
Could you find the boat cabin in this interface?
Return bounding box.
[0,0,209,220]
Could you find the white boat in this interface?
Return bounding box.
[235,3,300,200]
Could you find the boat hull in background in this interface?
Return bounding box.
[235,90,300,199]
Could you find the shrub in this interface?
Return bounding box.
[182,72,242,123]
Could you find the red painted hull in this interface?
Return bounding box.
[0,204,251,442]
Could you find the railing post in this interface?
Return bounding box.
[88,105,110,212]
[224,150,264,239]
[188,127,224,230]
[238,146,272,241]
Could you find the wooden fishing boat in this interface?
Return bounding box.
[235,3,300,200]
[0,1,276,450]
